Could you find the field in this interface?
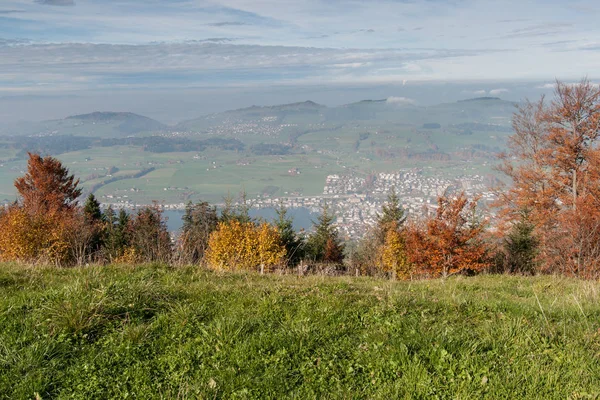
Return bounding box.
[1,263,600,399]
[0,98,515,204]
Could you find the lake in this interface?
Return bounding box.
[163,207,317,233]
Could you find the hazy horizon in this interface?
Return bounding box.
[0,80,577,124]
[2,0,600,123]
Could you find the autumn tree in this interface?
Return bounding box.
[205,220,286,272]
[348,189,407,277]
[0,153,81,264]
[0,204,71,264]
[497,79,600,276]
[64,209,102,265]
[406,192,490,278]
[15,152,81,214]
[379,222,411,279]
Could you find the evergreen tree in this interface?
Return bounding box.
[504,210,539,275]
[376,187,405,243]
[274,204,304,266]
[81,193,104,260]
[104,205,116,226]
[305,204,344,264]
[220,191,252,224]
[128,204,171,263]
[83,193,103,222]
[180,200,219,263]
[104,207,129,261]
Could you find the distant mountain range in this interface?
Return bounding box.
[0,97,518,138]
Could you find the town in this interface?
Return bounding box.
[97,168,497,239]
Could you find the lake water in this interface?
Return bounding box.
[163,207,317,233]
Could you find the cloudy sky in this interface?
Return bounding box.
[1,0,599,122]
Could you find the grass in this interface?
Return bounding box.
[1,264,600,399]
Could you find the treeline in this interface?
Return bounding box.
[2,80,600,279]
[5,135,245,157]
[87,167,155,194]
[0,153,490,278]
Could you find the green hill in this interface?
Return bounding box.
[4,111,168,138]
[1,263,599,399]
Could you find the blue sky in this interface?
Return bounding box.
[0,0,599,121]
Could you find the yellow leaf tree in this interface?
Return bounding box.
[206,221,286,272]
[378,224,411,279]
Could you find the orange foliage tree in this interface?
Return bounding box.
[406,192,490,277]
[497,79,600,276]
[0,153,82,265]
[14,152,81,215]
[0,205,71,264]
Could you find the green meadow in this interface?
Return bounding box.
[1,263,599,399]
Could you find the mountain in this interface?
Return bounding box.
[177,101,327,131]
[1,111,168,138]
[65,112,167,135]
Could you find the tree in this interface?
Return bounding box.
[81,194,104,261]
[64,209,102,265]
[497,79,600,275]
[503,209,539,275]
[83,194,103,222]
[206,220,286,272]
[178,201,219,263]
[15,152,81,214]
[305,204,345,265]
[126,204,171,263]
[379,222,411,279]
[103,208,130,262]
[274,204,304,266]
[219,191,252,224]
[406,192,490,277]
[0,205,71,265]
[0,154,80,265]
[376,187,406,242]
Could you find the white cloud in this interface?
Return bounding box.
[386,96,416,105]
[536,83,555,89]
[489,88,509,95]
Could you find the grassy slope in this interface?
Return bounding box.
[1,264,600,399]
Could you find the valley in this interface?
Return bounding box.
[0,97,515,233]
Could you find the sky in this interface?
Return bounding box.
[1,0,599,122]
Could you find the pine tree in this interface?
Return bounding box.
[274,204,304,266]
[180,200,219,263]
[504,210,539,275]
[79,193,104,261]
[375,187,405,243]
[83,194,103,222]
[305,204,344,264]
[220,191,252,224]
[104,207,129,261]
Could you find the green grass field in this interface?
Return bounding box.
[1,263,599,399]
